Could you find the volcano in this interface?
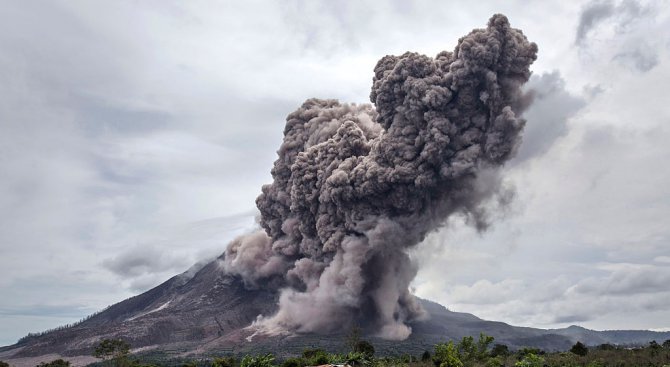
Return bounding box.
[2,254,668,367]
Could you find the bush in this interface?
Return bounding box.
[434,341,463,367]
[212,357,236,367]
[596,343,616,351]
[516,348,544,361]
[345,352,371,367]
[570,341,588,357]
[93,338,132,367]
[300,349,329,366]
[421,350,431,362]
[514,353,544,367]
[354,340,375,357]
[37,360,71,367]
[585,359,605,367]
[240,354,274,367]
[484,356,504,367]
[279,358,303,367]
[490,344,509,358]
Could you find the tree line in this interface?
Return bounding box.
[2,333,669,367]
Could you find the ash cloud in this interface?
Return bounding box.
[512,71,586,163]
[222,14,537,340]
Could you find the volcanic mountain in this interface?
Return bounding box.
[2,254,668,366]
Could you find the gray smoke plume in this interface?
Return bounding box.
[222,14,537,340]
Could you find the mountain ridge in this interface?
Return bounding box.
[2,255,668,366]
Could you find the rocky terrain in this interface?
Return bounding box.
[1,254,669,366]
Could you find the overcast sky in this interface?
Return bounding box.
[1,0,670,346]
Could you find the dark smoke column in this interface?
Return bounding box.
[224,14,537,340]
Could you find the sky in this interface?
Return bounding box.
[1,0,669,346]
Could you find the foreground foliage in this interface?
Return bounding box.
[6,334,669,367]
[201,337,669,367]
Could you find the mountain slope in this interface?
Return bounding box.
[1,257,277,359]
[1,256,669,365]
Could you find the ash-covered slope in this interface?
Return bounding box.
[2,255,669,364]
[0,256,278,359]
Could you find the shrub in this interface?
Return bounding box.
[514,353,544,367]
[484,356,504,367]
[434,341,463,367]
[517,348,544,359]
[569,341,588,357]
[38,359,71,367]
[93,338,132,367]
[240,354,274,367]
[279,358,303,367]
[597,343,616,351]
[585,359,605,367]
[421,350,431,362]
[490,344,509,358]
[354,340,375,357]
[212,357,236,367]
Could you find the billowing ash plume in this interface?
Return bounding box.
[222,14,537,340]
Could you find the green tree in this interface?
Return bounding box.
[484,356,504,367]
[212,357,236,367]
[597,343,616,351]
[569,341,588,357]
[517,348,543,358]
[421,350,432,362]
[434,341,463,367]
[279,358,302,367]
[490,344,509,358]
[457,336,476,364]
[0,361,9,367]
[345,352,370,367]
[37,360,71,367]
[514,353,544,367]
[663,339,670,349]
[649,340,662,357]
[476,333,495,360]
[93,338,131,367]
[346,325,362,352]
[240,354,274,367]
[455,333,494,366]
[354,340,375,357]
[301,349,328,366]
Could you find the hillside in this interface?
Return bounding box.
[1,255,668,366]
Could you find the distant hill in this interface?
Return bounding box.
[1,255,669,366]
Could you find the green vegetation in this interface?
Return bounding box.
[37,359,71,367]
[33,335,667,367]
[570,342,588,357]
[212,357,236,367]
[433,341,462,367]
[93,338,132,367]
[240,354,275,367]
